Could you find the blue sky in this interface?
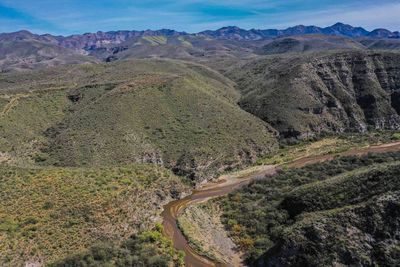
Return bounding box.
[0,0,399,35]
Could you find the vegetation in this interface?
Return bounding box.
[1,28,400,267]
[0,59,277,181]
[392,132,400,140]
[0,50,276,267]
[258,132,397,165]
[49,224,184,267]
[3,26,400,72]
[262,190,400,267]
[0,164,188,266]
[218,151,400,265]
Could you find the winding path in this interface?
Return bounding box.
[162,141,400,267]
[1,94,29,116]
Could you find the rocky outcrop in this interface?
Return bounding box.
[231,51,400,138]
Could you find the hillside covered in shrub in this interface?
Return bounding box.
[0,164,188,266]
[218,151,400,266]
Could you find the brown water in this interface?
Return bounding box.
[287,141,400,168]
[162,141,400,267]
[162,165,277,267]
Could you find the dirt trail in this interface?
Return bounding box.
[162,141,400,267]
[1,94,26,116]
[0,84,79,117]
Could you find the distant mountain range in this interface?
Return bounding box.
[2,23,399,49]
[1,22,399,71]
[199,23,400,40]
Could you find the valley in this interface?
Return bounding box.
[0,20,400,267]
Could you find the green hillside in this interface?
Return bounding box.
[0,59,277,181]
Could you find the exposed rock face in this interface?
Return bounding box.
[53,29,186,53]
[230,51,400,138]
[0,31,98,71]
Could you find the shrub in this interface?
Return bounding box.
[50,225,183,267]
[33,152,49,162]
[391,133,400,140]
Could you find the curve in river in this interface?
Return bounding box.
[162,141,400,267]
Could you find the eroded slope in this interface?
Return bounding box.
[230,51,400,138]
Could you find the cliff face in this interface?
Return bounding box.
[231,51,400,138]
[311,52,400,132]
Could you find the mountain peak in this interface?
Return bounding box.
[215,26,245,33]
[332,22,348,27]
[0,29,36,41]
[15,29,33,35]
[198,26,257,40]
[323,23,368,37]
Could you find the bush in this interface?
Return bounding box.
[49,225,183,267]
[33,152,49,162]
[392,133,400,140]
